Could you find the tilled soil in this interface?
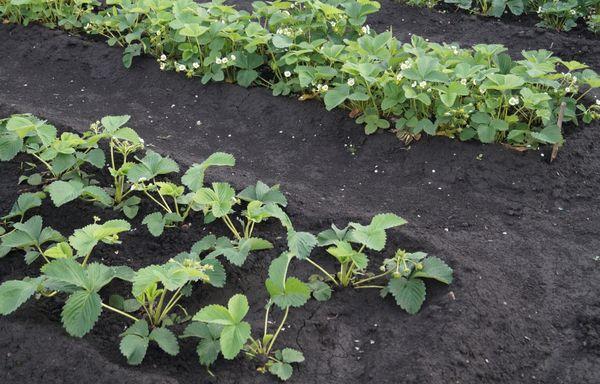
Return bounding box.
[0,2,599,383]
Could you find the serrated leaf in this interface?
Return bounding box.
[61,290,102,337]
[2,216,58,249]
[182,152,235,192]
[267,277,311,309]
[388,277,426,314]
[46,180,84,207]
[196,337,221,366]
[101,115,130,132]
[150,327,180,356]
[227,294,249,323]
[308,280,332,301]
[2,192,45,220]
[193,304,234,325]
[269,362,293,380]
[412,256,453,284]
[69,219,130,257]
[0,278,40,315]
[0,131,23,161]
[127,150,179,182]
[41,258,87,288]
[220,322,251,359]
[193,182,235,218]
[120,334,149,365]
[238,181,287,206]
[142,212,165,237]
[281,348,305,363]
[287,231,317,260]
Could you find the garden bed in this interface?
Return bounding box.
[1,2,600,384]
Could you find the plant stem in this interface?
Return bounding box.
[353,270,391,287]
[305,257,338,285]
[263,302,272,341]
[354,285,385,289]
[266,307,289,354]
[223,214,241,240]
[101,302,140,322]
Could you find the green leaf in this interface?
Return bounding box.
[324,85,350,110]
[2,216,57,249]
[120,334,149,365]
[150,327,180,356]
[269,362,293,381]
[196,338,221,366]
[266,277,311,309]
[413,256,453,284]
[46,180,84,207]
[127,150,179,182]
[287,231,317,260]
[68,219,130,257]
[44,242,73,259]
[2,192,45,220]
[41,258,87,288]
[181,152,235,192]
[308,280,332,301]
[193,182,236,218]
[193,304,234,325]
[281,348,305,363]
[142,212,166,237]
[6,115,36,137]
[530,124,562,144]
[220,322,251,359]
[85,148,106,168]
[388,277,426,314]
[0,131,23,161]
[238,181,287,207]
[0,278,40,315]
[120,322,150,365]
[227,293,249,323]
[61,290,102,337]
[349,213,406,251]
[101,115,130,132]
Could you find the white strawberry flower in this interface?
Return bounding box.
[160,54,167,61]
[321,84,329,92]
[222,57,228,64]
[419,81,427,88]
[411,81,417,88]
[508,97,519,106]
[160,63,166,70]
[460,79,467,85]
[347,78,355,86]
[396,73,403,81]
[192,62,200,69]
[596,99,600,105]
[230,54,236,61]
[215,57,222,64]
[284,71,292,78]
[178,64,186,71]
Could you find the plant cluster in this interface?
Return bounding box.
[0,114,454,381]
[1,0,599,149]
[415,0,600,32]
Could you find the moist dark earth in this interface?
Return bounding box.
[1,1,600,383]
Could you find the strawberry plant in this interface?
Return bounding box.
[298,213,454,313]
[0,112,455,380]
[188,252,309,381]
[2,0,599,148]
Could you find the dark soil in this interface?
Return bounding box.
[1,2,600,383]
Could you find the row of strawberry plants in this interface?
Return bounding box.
[0,113,453,380]
[405,0,600,33]
[1,0,599,148]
